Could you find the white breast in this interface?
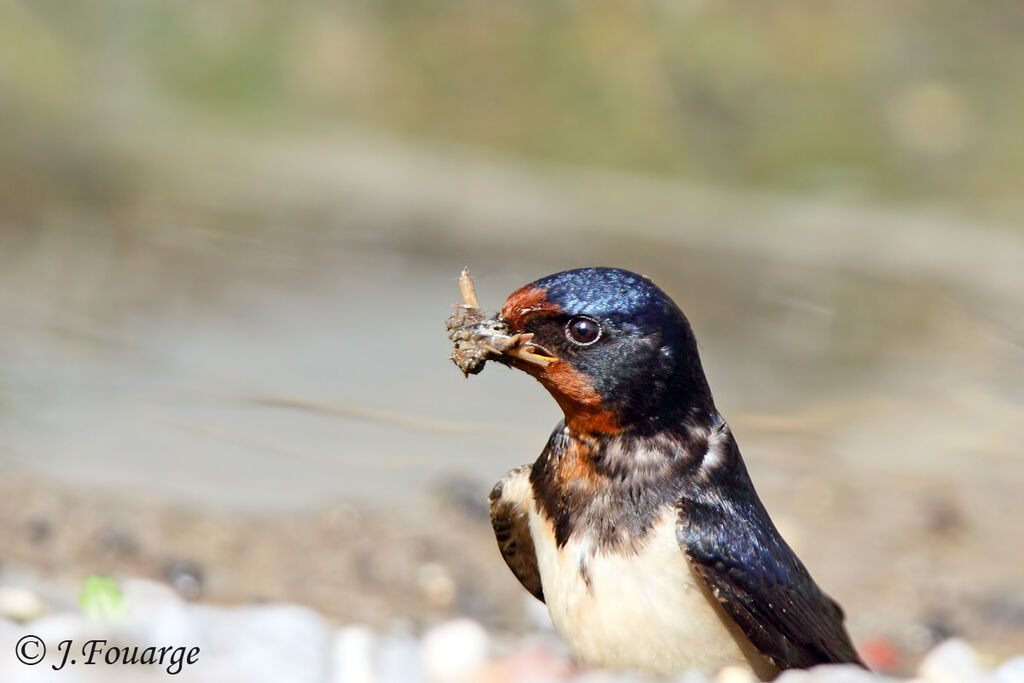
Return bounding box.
[527,507,776,680]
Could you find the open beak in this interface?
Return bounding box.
[446,268,559,376]
[505,340,558,367]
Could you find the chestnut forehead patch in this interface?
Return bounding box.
[500,285,561,329]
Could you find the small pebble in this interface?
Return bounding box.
[0,586,46,622]
[416,563,456,609]
[716,664,758,683]
[120,579,196,659]
[163,559,204,601]
[379,626,425,683]
[917,638,989,683]
[421,618,489,682]
[334,626,377,683]
[995,655,1024,683]
[197,603,333,682]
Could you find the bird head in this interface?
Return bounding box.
[450,267,716,435]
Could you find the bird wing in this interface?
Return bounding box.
[489,465,544,603]
[676,442,863,669]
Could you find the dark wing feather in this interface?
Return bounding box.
[677,436,864,670]
[489,465,544,603]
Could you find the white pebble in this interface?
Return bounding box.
[917,639,989,683]
[333,626,377,683]
[421,619,489,683]
[996,655,1024,683]
[379,628,425,683]
[716,664,759,683]
[0,586,46,622]
[773,668,813,682]
[187,603,332,683]
[121,579,192,646]
[775,663,892,682]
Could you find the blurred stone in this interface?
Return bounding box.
[333,626,377,683]
[775,664,881,682]
[416,563,456,610]
[121,578,184,613]
[995,655,1024,683]
[163,558,204,601]
[421,618,489,683]
[774,668,812,682]
[378,627,425,683]
[0,586,46,622]
[917,639,988,683]
[121,578,193,647]
[190,603,333,683]
[716,664,758,682]
[119,579,333,681]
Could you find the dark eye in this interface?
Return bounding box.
[565,316,602,346]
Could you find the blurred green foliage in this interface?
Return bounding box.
[79,575,127,622]
[3,0,1024,207]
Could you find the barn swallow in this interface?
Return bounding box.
[447,267,864,680]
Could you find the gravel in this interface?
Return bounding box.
[0,579,1022,683]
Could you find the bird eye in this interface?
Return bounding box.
[565,317,602,346]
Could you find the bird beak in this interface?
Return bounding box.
[505,340,559,367]
[446,268,559,376]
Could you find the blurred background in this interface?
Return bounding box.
[1,0,1023,679]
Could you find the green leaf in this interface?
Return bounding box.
[79,575,127,622]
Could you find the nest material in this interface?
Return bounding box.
[446,268,550,376]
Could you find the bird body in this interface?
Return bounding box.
[496,462,776,679]
[448,267,864,680]
[535,508,765,678]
